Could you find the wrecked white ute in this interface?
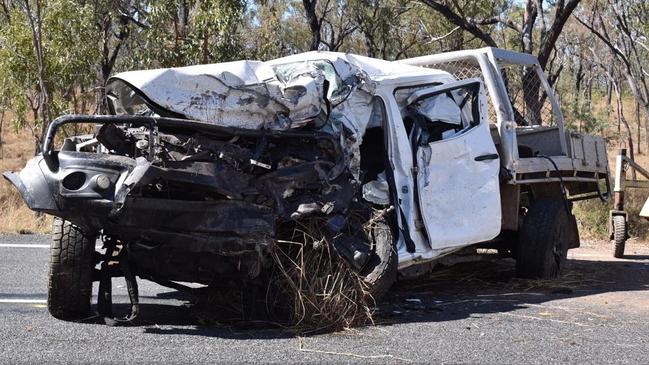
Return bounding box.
[4,49,608,322]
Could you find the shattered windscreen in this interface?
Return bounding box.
[107,81,158,117]
[272,60,352,106]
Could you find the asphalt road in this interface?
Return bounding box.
[1,234,648,364]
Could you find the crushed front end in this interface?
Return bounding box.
[4,115,357,283]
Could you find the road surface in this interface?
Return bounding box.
[1,234,648,363]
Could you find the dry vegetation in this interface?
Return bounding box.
[267,217,377,332]
[0,124,51,234]
[572,97,649,241]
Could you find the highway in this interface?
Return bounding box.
[1,234,648,363]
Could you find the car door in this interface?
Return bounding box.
[406,79,501,250]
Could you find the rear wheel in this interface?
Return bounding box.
[611,215,627,258]
[516,198,573,279]
[48,218,96,320]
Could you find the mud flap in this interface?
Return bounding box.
[567,212,580,249]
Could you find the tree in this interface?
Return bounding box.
[302,0,322,50]
[418,0,582,70]
[93,0,147,113]
[350,0,423,59]
[139,0,247,68]
[576,0,649,151]
[0,0,99,149]
[418,0,583,126]
[18,0,50,151]
[299,0,358,52]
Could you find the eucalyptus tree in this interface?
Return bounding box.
[576,0,649,150]
[0,0,98,150]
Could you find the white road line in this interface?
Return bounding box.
[0,299,47,304]
[0,244,50,248]
[0,244,103,249]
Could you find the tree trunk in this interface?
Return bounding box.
[202,33,209,64]
[71,86,78,114]
[23,0,50,154]
[574,59,583,115]
[80,83,87,114]
[522,68,542,125]
[536,0,583,69]
[302,0,321,51]
[521,0,537,54]
[31,107,39,155]
[644,104,649,152]
[99,13,129,114]
[637,102,641,154]
[586,76,593,113]
[607,79,613,117]
[0,108,4,159]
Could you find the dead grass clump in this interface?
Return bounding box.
[267,217,375,333]
[0,187,52,234]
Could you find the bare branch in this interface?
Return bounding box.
[421,24,461,44]
[536,0,582,68]
[575,15,632,69]
[419,0,498,47]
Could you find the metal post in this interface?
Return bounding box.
[613,148,626,212]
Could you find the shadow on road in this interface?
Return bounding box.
[377,255,648,327]
[98,252,649,339]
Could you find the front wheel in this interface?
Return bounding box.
[515,199,574,279]
[48,218,96,320]
[358,216,397,301]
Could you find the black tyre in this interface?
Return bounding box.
[516,198,573,279]
[48,218,96,320]
[358,217,397,301]
[611,215,626,258]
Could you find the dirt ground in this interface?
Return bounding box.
[382,239,649,323]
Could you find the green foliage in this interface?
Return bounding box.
[0,6,36,128]
[574,188,649,241]
[573,198,610,239]
[0,0,99,129]
[0,0,643,148]
[243,1,305,60]
[565,110,609,134]
[139,0,246,67]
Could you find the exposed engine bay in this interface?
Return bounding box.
[19,115,381,284]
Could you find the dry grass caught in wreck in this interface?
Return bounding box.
[268,217,375,332]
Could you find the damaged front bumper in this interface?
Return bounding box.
[4,115,356,282]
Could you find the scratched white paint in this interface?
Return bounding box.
[416,121,501,249]
[108,52,452,132]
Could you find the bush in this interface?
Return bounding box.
[574,188,649,241]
